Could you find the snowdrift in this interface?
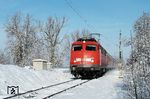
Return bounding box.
[0,64,72,98]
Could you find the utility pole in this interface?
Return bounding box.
[119,30,123,61]
[118,30,123,77]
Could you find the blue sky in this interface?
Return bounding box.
[0,0,150,60]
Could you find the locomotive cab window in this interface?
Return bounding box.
[72,45,82,51]
[86,45,96,51]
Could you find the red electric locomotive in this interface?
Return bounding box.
[70,37,113,78]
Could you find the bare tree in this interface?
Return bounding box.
[41,17,66,67]
[5,13,38,66]
[0,49,7,64]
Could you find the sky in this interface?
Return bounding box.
[0,0,150,60]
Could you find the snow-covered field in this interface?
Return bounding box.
[51,70,124,99]
[0,64,73,98]
[0,64,124,99]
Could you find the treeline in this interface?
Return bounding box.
[124,13,150,99]
[0,12,89,67]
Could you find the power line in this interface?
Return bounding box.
[65,0,115,57]
[64,0,96,31]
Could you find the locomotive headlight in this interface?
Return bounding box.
[91,68,94,70]
[74,60,77,63]
[72,67,76,70]
[74,58,81,63]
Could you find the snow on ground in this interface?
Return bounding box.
[0,64,124,99]
[51,70,124,99]
[0,64,73,98]
[17,79,86,99]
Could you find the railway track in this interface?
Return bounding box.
[3,79,76,99]
[4,79,90,99]
[43,80,90,99]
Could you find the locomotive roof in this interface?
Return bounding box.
[77,38,97,42]
[72,38,99,45]
[72,41,99,44]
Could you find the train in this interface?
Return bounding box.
[70,37,115,78]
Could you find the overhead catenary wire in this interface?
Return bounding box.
[65,1,113,47]
[65,0,108,44]
[64,0,115,57]
[64,0,96,32]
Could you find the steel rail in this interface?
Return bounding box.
[3,79,77,99]
[43,80,90,99]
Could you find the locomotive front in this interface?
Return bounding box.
[70,38,100,78]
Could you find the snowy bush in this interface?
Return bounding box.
[124,13,150,99]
